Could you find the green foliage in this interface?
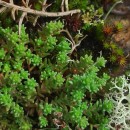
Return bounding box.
[0,20,113,130]
[0,13,14,28]
[43,103,53,115]
[50,0,102,13]
[39,116,48,128]
[68,0,89,11]
[115,22,123,30]
[50,0,89,12]
[82,5,104,29]
[86,99,112,130]
[96,22,127,66]
[0,48,5,59]
[34,2,42,11]
[49,0,61,12]
[42,21,64,36]
[103,41,126,65]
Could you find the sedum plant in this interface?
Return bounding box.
[0,21,113,130]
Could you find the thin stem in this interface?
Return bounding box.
[19,12,27,34]
[65,0,69,11]
[29,66,35,72]
[60,29,75,46]
[61,0,65,12]
[104,0,123,21]
[70,34,87,53]
[33,0,47,26]
[90,124,93,130]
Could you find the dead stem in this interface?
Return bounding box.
[0,0,80,17]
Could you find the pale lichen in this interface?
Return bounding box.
[106,75,130,130]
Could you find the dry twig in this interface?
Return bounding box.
[60,29,75,47]
[33,0,48,26]
[60,29,87,53]
[61,0,65,12]
[19,12,27,34]
[11,7,17,20]
[0,0,80,35]
[70,34,87,53]
[0,0,80,17]
[65,0,69,11]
